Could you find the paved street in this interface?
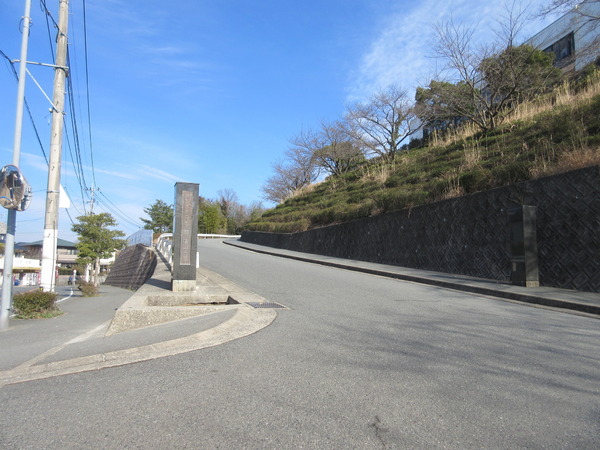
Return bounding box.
[1,239,599,448]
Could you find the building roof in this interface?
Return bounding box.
[22,238,78,249]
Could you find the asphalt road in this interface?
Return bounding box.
[1,240,599,449]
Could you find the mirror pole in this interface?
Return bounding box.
[0,0,32,331]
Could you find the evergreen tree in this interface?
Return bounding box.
[141,199,174,234]
[72,213,126,286]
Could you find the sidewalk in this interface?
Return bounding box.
[0,253,276,387]
[224,239,600,318]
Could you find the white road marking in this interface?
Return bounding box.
[56,288,74,303]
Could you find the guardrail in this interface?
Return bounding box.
[155,233,241,270]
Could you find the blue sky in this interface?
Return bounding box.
[0,0,559,242]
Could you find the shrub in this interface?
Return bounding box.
[13,290,58,318]
[78,281,98,297]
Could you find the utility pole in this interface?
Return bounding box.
[0,0,32,331]
[40,0,69,292]
[87,186,99,213]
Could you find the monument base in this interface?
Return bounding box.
[172,279,197,292]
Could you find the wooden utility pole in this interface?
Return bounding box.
[40,0,69,292]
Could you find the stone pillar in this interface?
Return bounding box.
[509,205,539,287]
[172,182,199,292]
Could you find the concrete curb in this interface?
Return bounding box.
[0,306,276,387]
[224,240,600,317]
[107,253,271,335]
[0,256,279,387]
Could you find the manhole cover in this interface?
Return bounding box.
[247,302,287,309]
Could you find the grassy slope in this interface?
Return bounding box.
[248,80,600,234]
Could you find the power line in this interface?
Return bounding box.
[95,190,142,229]
[82,0,97,188]
[64,207,75,226]
[3,5,88,215]
[40,0,56,65]
[0,50,49,163]
[6,1,117,241]
[39,0,59,30]
[63,186,83,215]
[62,117,88,207]
[64,55,89,193]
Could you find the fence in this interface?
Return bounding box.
[155,233,241,271]
[126,229,153,247]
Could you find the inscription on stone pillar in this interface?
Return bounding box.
[180,190,193,266]
[172,182,199,292]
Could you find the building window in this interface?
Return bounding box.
[544,32,575,66]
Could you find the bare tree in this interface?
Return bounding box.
[345,85,420,161]
[312,120,365,176]
[217,188,239,219]
[261,132,319,204]
[428,5,561,132]
[217,188,247,234]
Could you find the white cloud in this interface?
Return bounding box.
[93,166,139,180]
[348,0,561,101]
[137,164,180,183]
[20,151,48,172]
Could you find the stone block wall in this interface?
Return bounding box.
[104,244,157,291]
[242,166,600,293]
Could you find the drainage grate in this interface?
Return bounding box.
[247,302,287,309]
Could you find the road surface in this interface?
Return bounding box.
[0,239,598,448]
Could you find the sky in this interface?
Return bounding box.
[0,0,561,242]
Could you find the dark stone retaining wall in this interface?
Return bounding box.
[242,166,600,293]
[104,244,157,291]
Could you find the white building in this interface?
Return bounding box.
[0,256,41,286]
[526,0,600,72]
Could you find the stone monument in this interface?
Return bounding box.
[172,182,199,292]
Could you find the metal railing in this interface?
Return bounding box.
[155,233,241,271]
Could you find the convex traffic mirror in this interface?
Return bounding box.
[0,164,32,211]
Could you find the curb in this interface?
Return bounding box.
[0,306,276,387]
[0,258,280,387]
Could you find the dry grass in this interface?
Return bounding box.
[554,146,600,174]
[529,139,557,178]
[531,144,600,178]
[510,73,600,123]
[286,181,320,201]
[439,168,465,200]
[429,74,600,150]
[360,160,395,185]
[429,121,480,148]
[462,139,482,170]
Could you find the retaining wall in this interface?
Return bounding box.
[104,244,157,291]
[242,166,600,293]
